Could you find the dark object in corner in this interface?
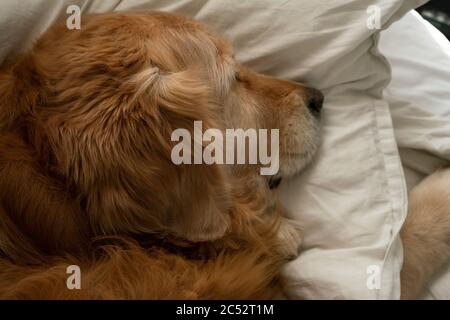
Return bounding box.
[418,0,450,40]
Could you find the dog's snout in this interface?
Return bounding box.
[306,88,324,116]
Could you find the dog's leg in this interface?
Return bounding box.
[400,168,450,299]
[0,133,89,256]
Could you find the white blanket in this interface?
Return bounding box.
[380,11,450,300]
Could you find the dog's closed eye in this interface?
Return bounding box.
[269,176,283,189]
[235,71,243,82]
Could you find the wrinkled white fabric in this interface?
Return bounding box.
[380,11,450,300]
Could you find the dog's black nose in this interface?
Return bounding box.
[307,88,324,116]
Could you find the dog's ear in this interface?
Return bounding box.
[166,158,233,242]
[126,67,232,242]
[147,68,233,242]
[58,67,233,242]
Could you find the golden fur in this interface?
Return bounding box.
[0,12,318,299]
[400,169,450,299]
[0,11,448,299]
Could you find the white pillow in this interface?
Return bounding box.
[380,10,450,191]
[380,11,450,299]
[0,0,426,299]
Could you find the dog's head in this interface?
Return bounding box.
[0,12,322,242]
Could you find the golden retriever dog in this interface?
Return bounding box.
[0,11,448,300]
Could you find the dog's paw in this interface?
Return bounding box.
[409,168,450,217]
[276,218,303,259]
[401,168,450,299]
[406,168,450,243]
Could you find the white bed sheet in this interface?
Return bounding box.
[380,11,450,299]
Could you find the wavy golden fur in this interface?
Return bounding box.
[0,11,449,299]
